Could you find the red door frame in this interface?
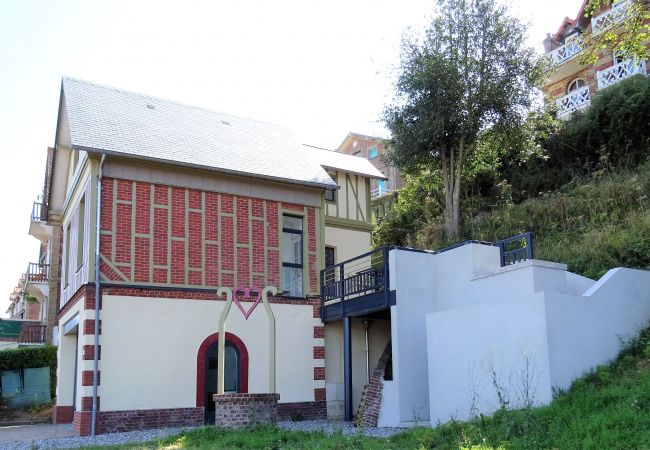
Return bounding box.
[196,332,249,407]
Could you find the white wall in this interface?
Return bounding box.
[426,293,553,424]
[389,249,437,425]
[384,244,650,428]
[545,268,650,390]
[100,296,319,411]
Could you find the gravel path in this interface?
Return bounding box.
[0,426,195,450]
[2,420,405,449]
[278,420,405,438]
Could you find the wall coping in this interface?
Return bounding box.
[473,259,568,280]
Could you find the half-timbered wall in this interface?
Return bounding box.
[324,171,370,224]
[98,177,319,295]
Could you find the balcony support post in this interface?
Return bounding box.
[343,315,353,422]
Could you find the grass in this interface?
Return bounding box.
[88,328,650,449]
[412,161,650,279]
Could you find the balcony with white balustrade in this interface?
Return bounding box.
[544,35,585,85]
[597,59,647,90]
[556,86,591,119]
[591,0,631,36]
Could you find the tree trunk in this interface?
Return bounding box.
[440,144,464,239]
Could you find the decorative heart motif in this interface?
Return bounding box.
[232,286,263,320]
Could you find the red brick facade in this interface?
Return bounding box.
[98,408,203,434]
[99,177,318,294]
[212,393,279,428]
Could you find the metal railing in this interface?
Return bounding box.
[31,202,48,223]
[26,263,49,283]
[495,232,534,266]
[320,246,389,315]
[19,323,46,344]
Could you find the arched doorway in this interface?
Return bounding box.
[196,332,249,424]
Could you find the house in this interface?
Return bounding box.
[542,0,649,118]
[337,133,403,199]
[41,77,386,435]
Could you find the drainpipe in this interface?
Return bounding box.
[362,319,371,384]
[91,153,106,436]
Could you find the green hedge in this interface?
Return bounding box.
[0,345,57,398]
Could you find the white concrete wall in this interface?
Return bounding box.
[426,293,553,424]
[388,249,437,425]
[384,244,650,428]
[99,296,319,411]
[545,268,650,390]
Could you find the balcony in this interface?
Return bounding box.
[544,35,585,84]
[556,86,591,119]
[597,59,647,89]
[24,263,49,300]
[592,0,631,36]
[28,201,52,243]
[548,37,583,67]
[19,323,46,344]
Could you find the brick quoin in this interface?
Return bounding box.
[83,319,101,335]
[313,346,325,359]
[52,406,74,424]
[314,388,326,402]
[313,367,325,380]
[313,326,324,338]
[82,345,101,361]
[81,370,100,387]
[99,177,319,293]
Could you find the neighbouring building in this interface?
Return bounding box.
[2,275,48,349]
[337,133,403,199]
[41,77,387,435]
[542,0,649,119]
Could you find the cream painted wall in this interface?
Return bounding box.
[55,302,83,408]
[324,226,371,264]
[324,319,390,418]
[99,296,319,411]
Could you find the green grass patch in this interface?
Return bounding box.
[88,329,650,449]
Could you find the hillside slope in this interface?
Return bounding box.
[412,161,650,280]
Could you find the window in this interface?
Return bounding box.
[325,247,335,267]
[377,179,387,195]
[369,147,378,159]
[567,78,586,94]
[325,189,336,202]
[324,246,336,285]
[281,215,303,297]
[77,196,85,270]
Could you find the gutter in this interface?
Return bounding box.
[91,153,106,436]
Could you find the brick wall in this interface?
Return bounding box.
[355,340,392,428]
[277,401,327,421]
[99,177,318,294]
[213,393,279,428]
[97,407,203,434]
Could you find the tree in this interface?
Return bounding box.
[578,0,650,65]
[383,0,542,238]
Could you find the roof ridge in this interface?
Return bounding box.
[61,76,290,130]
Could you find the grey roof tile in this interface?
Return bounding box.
[61,77,337,189]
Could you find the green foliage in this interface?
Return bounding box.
[511,75,650,199]
[383,0,542,237]
[96,329,650,449]
[579,0,650,65]
[0,345,57,398]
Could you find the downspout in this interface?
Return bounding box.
[91,153,106,436]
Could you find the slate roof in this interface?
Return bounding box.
[61,77,338,189]
[303,145,387,180]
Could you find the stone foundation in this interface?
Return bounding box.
[213,393,279,428]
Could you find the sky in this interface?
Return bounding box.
[0,0,582,316]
